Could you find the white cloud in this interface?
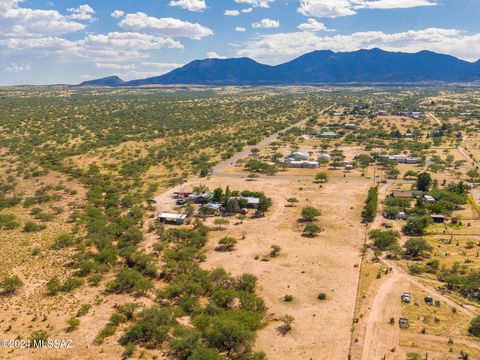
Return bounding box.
[225,10,240,16]
[67,4,95,21]
[242,8,253,13]
[235,0,274,8]
[252,19,280,29]
[0,0,85,37]
[352,0,437,10]
[237,28,480,64]
[0,32,183,62]
[298,0,437,18]
[297,0,356,17]
[236,27,246,32]
[111,10,125,19]
[297,18,328,31]
[95,63,136,70]
[207,52,227,59]
[119,12,213,39]
[4,62,31,72]
[169,0,207,12]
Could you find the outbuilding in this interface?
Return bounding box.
[424,195,436,203]
[290,152,309,160]
[431,214,445,224]
[158,213,187,225]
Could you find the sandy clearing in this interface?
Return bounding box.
[158,174,370,359]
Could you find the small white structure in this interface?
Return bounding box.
[286,160,319,169]
[379,154,420,164]
[318,153,331,161]
[344,123,356,129]
[158,213,187,225]
[424,195,436,203]
[230,196,260,207]
[290,152,309,160]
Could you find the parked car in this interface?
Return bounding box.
[401,292,411,303]
[424,296,433,304]
[176,199,186,205]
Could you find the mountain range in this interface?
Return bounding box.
[79,48,480,86]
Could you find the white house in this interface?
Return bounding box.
[290,152,309,160]
[318,153,331,161]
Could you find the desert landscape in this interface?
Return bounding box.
[1,86,480,360]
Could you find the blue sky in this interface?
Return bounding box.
[1,0,480,85]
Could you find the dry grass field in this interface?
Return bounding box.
[1,86,480,360]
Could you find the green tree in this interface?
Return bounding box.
[303,224,323,237]
[467,168,480,185]
[468,316,480,337]
[314,172,329,183]
[301,206,321,222]
[403,216,432,236]
[206,318,254,355]
[369,229,400,250]
[416,172,432,192]
[188,348,224,360]
[404,238,433,258]
[106,269,154,296]
[217,237,238,251]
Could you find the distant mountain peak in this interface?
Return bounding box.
[79,75,125,87]
[79,49,480,87]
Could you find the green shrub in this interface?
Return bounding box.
[23,221,46,233]
[468,316,480,337]
[76,304,92,317]
[0,275,23,295]
[46,276,62,295]
[66,317,80,332]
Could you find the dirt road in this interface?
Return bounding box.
[427,112,442,126]
[358,181,478,360]
[212,107,331,174]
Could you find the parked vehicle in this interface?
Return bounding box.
[401,292,411,303]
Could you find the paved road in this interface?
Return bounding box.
[212,107,332,175]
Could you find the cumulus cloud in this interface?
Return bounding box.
[237,28,480,64]
[4,62,31,72]
[298,0,437,18]
[225,10,240,16]
[252,19,280,29]
[0,0,85,37]
[119,12,213,39]
[236,27,246,32]
[67,4,95,21]
[111,10,125,19]
[0,32,183,62]
[235,0,274,8]
[169,0,207,12]
[297,19,328,32]
[242,8,253,13]
[207,52,227,59]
